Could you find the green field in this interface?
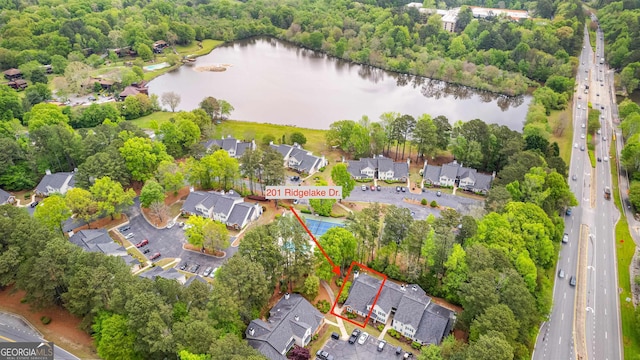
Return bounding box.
[610,142,640,359]
[128,111,176,129]
[549,108,574,165]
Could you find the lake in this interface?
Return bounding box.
[148,37,532,131]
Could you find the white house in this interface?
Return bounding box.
[34,170,75,196]
[269,143,327,175]
[422,160,493,194]
[203,135,256,158]
[347,156,410,181]
[181,190,262,230]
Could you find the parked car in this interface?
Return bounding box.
[208,267,219,278]
[143,248,150,254]
[358,332,369,345]
[178,222,185,227]
[562,233,569,243]
[436,190,442,197]
[395,186,401,192]
[570,276,576,287]
[566,208,573,216]
[395,346,403,355]
[376,185,381,191]
[119,225,131,232]
[361,185,367,191]
[370,185,376,191]
[401,187,406,192]
[315,350,334,360]
[30,201,39,208]
[349,329,361,344]
[166,221,175,229]
[188,264,199,273]
[331,332,340,340]
[135,239,149,248]
[88,96,97,101]
[558,269,565,278]
[377,340,386,352]
[203,266,213,277]
[125,233,135,239]
[149,252,161,260]
[403,352,414,359]
[179,263,188,271]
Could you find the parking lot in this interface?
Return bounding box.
[121,197,237,275]
[320,336,411,360]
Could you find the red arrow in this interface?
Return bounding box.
[290,207,341,276]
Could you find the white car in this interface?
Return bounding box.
[580,134,585,139]
[578,104,581,109]
[125,233,135,239]
[581,123,586,128]
[166,221,175,229]
[574,143,578,148]
[358,332,369,345]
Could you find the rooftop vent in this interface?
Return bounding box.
[400,284,406,291]
[285,292,290,300]
[294,315,299,321]
[248,327,255,336]
[412,285,418,291]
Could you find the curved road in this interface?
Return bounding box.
[0,312,79,360]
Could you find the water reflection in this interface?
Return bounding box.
[148,37,532,130]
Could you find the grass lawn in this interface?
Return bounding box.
[127,247,147,264]
[128,111,176,129]
[212,120,330,154]
[175,39,223,57]
[548,108,573,165]
[610,142,640,359]
[309,323,341,355]
[168,201,183,218]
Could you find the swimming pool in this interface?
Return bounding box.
[143,62,170,71]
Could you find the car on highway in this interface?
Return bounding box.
[581,123,586,128]
[604,156,608,162]
[361,185,367,191]
[135,239,149,248]
[358,332,369,345]
[580,145,585,151]
[558,269,565,278]
[562,233,569,243]
[569,276,576,287]
[574,142,578,148]
[580,134,585,139]
[597,157,602,162]
[149,252,161,260]
[572,174,577,181]
[349,329,361,344]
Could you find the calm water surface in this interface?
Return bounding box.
[148,37,532,130]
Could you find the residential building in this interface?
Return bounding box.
[202,135,256,158]
[469,6,529,20]
[442,9,460,32]
[152,40,169,53]
[69,229,140,268]
[343,273,455,346]
[139,267,186,284]
[347,156,409,181]
[246,293,325,360]
[0,189,16,205]
[35,170,75,196]
[3,68,22,80]
[269,143,327,175]
[422,160,493,194]
[184,275,211,288]
[409,5,529,32]
[7,79,28,90]
[118,81,148,100]
[181,190,262,229]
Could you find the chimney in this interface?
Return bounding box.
[45,169,51,175]
[412,285,417,292]
[294,315,299,321]
[400,284,406,291]
[189,186,194,192]
[407,158,410,166]
[354,271,359,278]
[269,140,274,146]
[492,171,496,179]
[285,292,290,300]
[248,327,255,336]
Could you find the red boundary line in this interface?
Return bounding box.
[330,261,387,328]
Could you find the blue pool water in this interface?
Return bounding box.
[143,62,170,71]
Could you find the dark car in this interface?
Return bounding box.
[142,248,150,254]
[566,208,573,216]
[149,252,161,260]
[331,332,340,340]
[376,185,381,191]
[349,329,361,344]
[179,263,188,271]
[400,187,406,192]
[569,276,576,287]
[88,96,97,101]
[119,225,131,232]
[135,239,149,248]
[30,201,39,208]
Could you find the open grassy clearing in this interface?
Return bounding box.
[309,323,341,355]
[548,108,573,165]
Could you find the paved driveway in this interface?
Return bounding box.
[321,336,409,360]
[122,198,237,275]
[346,186,483,219]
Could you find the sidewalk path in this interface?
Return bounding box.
[321,280,348,339]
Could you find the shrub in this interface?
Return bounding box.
[346,312,357,319]
[421,198,427,205]
[20,298,27,304]
[316,300,331,313]
[40,316,51,325]
[23,192,31,199]
[377,324,384,332]
[336,278,343,287]
[411,341,422,350]
[430,200,438,208]
[318,167,326,172]
[300,208,312,214]
[311,334,318,341]
[339,281,352,303]
[388,329,398,337]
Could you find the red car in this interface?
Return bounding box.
[149,252,161,260]
[135,239,149,248]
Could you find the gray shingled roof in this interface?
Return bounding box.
[377,158,393,173]
[247,339,286,360]
[184,275,209,287]
[69,229,113,251]
[423,163,442,183]
[235,141,251,157]
[473,173,493,192]
[393,162,409,179]
[394,295,427,330]
[35,172,74,195]
[246,294,323,359]
[0,189,14,204]
[348,157,406,179]
[270,144,293,158]
[213,196,236,217]
[227,202,252,228]
[61,216,88,233]
[181,191,210,214]
[414,303,453,345]
[440,163,459,180]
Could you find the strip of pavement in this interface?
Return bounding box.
[574,224,589,360]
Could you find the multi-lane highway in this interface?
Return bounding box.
[583,17,622,360]
[533,20,622,360]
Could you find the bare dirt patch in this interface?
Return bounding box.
[183,243,225,257]
[0,285,97,359]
